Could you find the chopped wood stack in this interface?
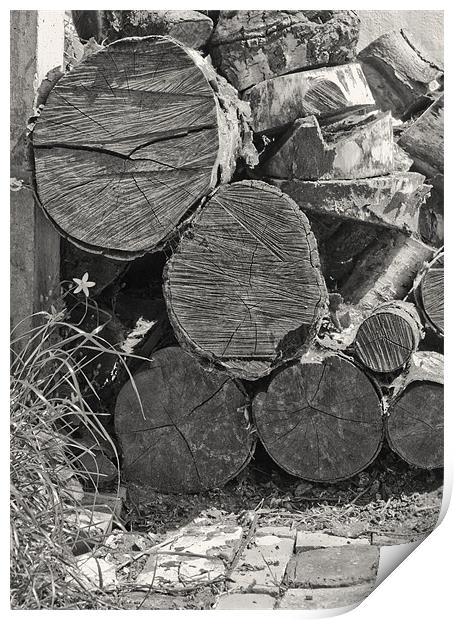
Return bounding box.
[33,12,443,493]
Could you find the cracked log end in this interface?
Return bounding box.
[417,261,444,336]
[387,351,443,469]
[354,301,423,373]
[32,36,247,258]
[114,347,254,493]
[253,355,384,482]
[164,180,328,380]
[209,10,360,91]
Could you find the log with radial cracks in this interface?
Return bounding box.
[164,181,328,380]
[387,351,443,469]
[353,301,423,374]
[32,36,254,259]
[415,255,444,336]
[253,354,384,482]
[114,347,255,493]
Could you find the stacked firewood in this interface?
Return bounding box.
[32,11,443,493]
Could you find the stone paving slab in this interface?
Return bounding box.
[295,531,370,552]
[216,593,276,610]
[136,523,243,590]
[229,526,296,594]
[278,584,374,610]
[285,545,379,588]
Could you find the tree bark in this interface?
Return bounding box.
[353,301,423,373]
[209,10,360,91]
[164,180,328,380]
[386,351,443,469]
[115,346,255,493]
[261,111,394,180]
[272,172,430,234]
[33,36,257,259]
[253,354,384,482]
[243,63,375,134]
[72,10,214,49]
[358,29,443,119]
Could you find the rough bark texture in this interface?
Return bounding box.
[164,180,328,380]
[253,354,384,482]
[243,63,375,134]
[272,172,430,234]
[33,36,256,259]
[399,95,444,178]
[358,29,443,119]
[341,233,434,312]
[209,10,360,91]
[354,301,423,373]
[387,351,443,469]
[72,10,214,49]
[261,111,394,180]
[115,347,255,493]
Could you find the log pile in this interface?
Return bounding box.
[33,12,443,493]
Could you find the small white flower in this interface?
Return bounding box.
[72,272,96,297]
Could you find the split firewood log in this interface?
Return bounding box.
[33,36,257,259]
[358,30,443,119]
[209,10,360,91]
[115,347,255,493]
[164,180,328,380]
[253,353,384,482]
[243,63,375,134]
[386,351,443,469]
[260,110,394,180]
[271,172,430,234]
[414,252,444,337]
[72,10,214,49]
[340,233,434,312]
[353,301,423,373]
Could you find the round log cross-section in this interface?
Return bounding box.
[354,301,423,373]
[32,36,244,258]
[115,347,254,493]
[253,355,384,482]
[418,262,444,336]
[387,352,443,469]
[164,181,328,379]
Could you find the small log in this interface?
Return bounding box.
[209,10,360,91]
[243,63,375,134]
[353,301,423,373]
[398,95,444,179]
[164,180,328,380]
[341,233,434,312]
[272,172,430,234]
[358,29,443,119]
[33,36,256,259]
[115,347,255,493]
[72,10,214,49]
[419,174,443,247]
[61,239,127,297]
[253,354,384,482]
[261,111,394,180]
[415,255,444,336]
[386,351,443,469]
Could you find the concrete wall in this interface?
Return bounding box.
[358,10,444,65]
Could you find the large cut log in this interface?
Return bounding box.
[209,10,360,91]
[261,111,394,180]
[243,63,375,134]
[33,36,257,259]
[386,351,443,469]
[341,233,434,312]
[414,253,444,337]
[253,354,384,482]
[353,301,423,373]
[115,347,255,493]
[271,172,430,234]
[164,180,328,380]
[398,95,444,179]
[72,10,214,49]
[358,29,443,119]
